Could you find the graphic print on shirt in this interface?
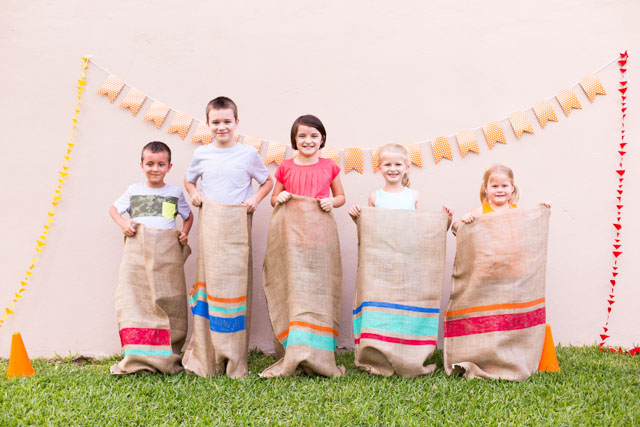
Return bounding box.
[130,195,179,219]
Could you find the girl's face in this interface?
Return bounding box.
[486,172,514,206]
[379,153,408,185]
[295,125,323,158]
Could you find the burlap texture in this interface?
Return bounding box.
[261,196,345,377]
[182,201,253,378]
[443,207,550,381]
[111,226,191,375]
[354,208,448,377]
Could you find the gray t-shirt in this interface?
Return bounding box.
[185,142,269,205]
[113,183,191,229]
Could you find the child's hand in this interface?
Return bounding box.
[542,201,552,209]
[348,204,361,219]
[121,221,138,237]
[461,213,476,224]
[242,194,259,213]
[276,191,291,205]
[190,191,204,207]
[442,205,454,217]
[319,197,334,212]
[178,232,188,245]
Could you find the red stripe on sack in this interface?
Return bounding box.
[355,333,437,346]
[119,328,170,346]
[444,307,546,338]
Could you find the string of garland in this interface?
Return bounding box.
[0,55,91,328]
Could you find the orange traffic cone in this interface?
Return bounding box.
[6,332,35,379]
[538,324,561,372]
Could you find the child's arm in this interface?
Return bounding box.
[109,205,137,237]
[271,180,291,207]
[348,191,375,222]
[319,176,346,212]
[413,189,421,210]
[243,176,274,212]
[178,211,194,245]
[452,205,482,235]
[442,205,454,229]
[184,177,203,207]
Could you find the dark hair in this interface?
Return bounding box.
[141,141,171,164]
[205,96,238,121]
[290,115,326,150]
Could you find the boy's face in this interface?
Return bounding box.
[140,149,172,188]
[207,108,238,147]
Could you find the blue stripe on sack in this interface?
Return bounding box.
[353,311,438,337]
[209,315,246,333]
[191,300,209,318]
[209,305,246,314]
[283,330,337,351]
[124,349,173,357]
[353,301,440,315]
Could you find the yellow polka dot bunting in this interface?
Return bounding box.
[97,75,125,103]
[555,88,582,116]
[456,129,479,158]
[143,101,170,129]
[431,137,453,164]
[509,111,534,139]
[483,121,507,149]
[533,100,558,129]
[344,148,364,174]
[191,121,213,145]
[320,148,340,165]
[371,147,381,173]
[119,87,146,116]
[265,142,287,165]
[579,75,606,103]
[404,142,423,167]
[167,112,193,140]
[242,135,263,152]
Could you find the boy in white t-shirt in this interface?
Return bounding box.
[109,141,194,375]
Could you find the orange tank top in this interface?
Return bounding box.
[482,203,517,214]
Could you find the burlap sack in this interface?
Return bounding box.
[111,225,191,375]
[182,201,252,378]
[443,207,550,381]
[354,208,448,377]
[261,196,345,377]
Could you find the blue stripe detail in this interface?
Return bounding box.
[124,349,173,357]
[353,311,438,337]
[353,301,440,315]
[283,330,337,351]
[191,300,209,318]
[209,305,246,314]
[210,315,246,333]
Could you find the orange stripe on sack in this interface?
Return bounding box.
[189,282,207,295]
[445,297,545,317]
[276,321,340,341]
[277,329,289,340]
[207,295,246,303]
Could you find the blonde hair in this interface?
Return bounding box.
[480,164,520,204]
[377,144,411,187]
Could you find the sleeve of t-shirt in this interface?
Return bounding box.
[185,149,203,184]
[274,163,284,184]
[177,191,191,220]
[249,150,270,184]
[113,185,133,215]
[330,160,340,180]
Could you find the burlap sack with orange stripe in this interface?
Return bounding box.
[443,207,550,381]
[354,208,448,377]
[261,196,345,377]
[111,226,191,375]
[182,201,253,379]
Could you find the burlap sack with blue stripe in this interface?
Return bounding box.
[444,207,550,381]
[111,226,191,375]
[353,208,448,377]
[261,196,345,377]
[182,201,253,379]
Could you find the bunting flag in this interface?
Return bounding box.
[191,121,212,145]
[143,101,170,129]
[533,100,559,129]
[344,148,364,174]
[405,142,423,167]
[0,55,91,328]
[483,121,507,149]
[509,111,534,139]
[264,142,287,166]
[456,129,480,158]
[242,135,263,152]
[119,87,146,116]
[167,112,193,140]
[371,147,381,173]
[556,88,582,116]
[580,75,607,103]
[320,148,340,166]
[97,74,125,103]
[431,137,453,164]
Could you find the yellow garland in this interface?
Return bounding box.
[0,55,91,328]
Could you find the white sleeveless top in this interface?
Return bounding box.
[374,187,415,210]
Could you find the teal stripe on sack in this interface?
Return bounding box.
[209,305,246,314]
[283,330,337,351]
[189,291,208,304]
[124,349,173,357]
[353,311,438,337]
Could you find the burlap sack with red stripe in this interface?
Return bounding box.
[182,201,252,378]
[443,207,550,381]
[354,208,448,377]
[111,226,191,375]
[261,196,345,377]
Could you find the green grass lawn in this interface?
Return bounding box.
[1,346,638,426]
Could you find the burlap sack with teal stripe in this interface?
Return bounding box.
[443,207,550,381]
[182,201,253,379]
[111,226,191,375]
[353,208,448,377]
[261,196,345,377]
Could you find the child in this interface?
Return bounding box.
[348,144,453,220]
[182,97,273,379]
[109,141,193,375]
[261,114,346,377]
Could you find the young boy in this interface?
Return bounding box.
[182,97,273,378]
[109,141,193,375]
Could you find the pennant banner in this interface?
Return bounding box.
[242,135,263,152]
[191,121,212,145]
[456,129,479,158]
[556,88,582,117]
[119,87,146,116]
[509,111,534,139]
[321,148,340,165]
[264,142,287,166]
[431,136,453,164]
[167,112,193,140]
[97,74,124,103]
[533,100,559,129]
[580,75,607,103]
[344,148,364,174]
[483,121,507,149]
[405,142,423,167]
[143,101,170,129]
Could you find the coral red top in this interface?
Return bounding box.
[274,158,340,199]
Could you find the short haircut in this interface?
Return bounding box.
[205,96,238,121]
[141,141,171,164]
[290,115,327,150]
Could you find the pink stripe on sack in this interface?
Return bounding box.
[444,307,546,338]
[355,332,437,346]
[119,328,171,346]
